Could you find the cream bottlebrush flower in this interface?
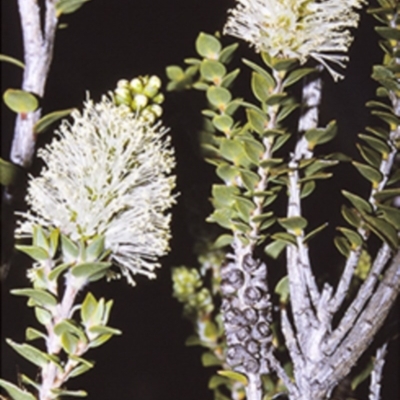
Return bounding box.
[224,0,365,81]
[17,96,176,285]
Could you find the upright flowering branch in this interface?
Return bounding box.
[0,77,176,400]
[167,1,400,400]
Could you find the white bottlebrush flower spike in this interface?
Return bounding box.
[17,96,176,285]
[224,0,365,81]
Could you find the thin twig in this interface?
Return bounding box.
[369,342,388,400]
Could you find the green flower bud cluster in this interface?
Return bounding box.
[172,267,214,318]
[113,75,164,123]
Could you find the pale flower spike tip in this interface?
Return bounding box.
[224,0,365,81]
[17,96,176,285]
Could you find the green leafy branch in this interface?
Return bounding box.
[0,227,121,400]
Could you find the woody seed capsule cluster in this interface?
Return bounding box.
[221,254,272,375]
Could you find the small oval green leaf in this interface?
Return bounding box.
[3,89,39,113]
[196,32,221,59]
[206,86,232,108]
[200,60,226,82]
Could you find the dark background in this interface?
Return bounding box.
[1,1,399,399]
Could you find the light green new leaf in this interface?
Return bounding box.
[54,319,87,342]
[212,114,234,134]
[88,325,122,336]
[283,68,315,88]
[15,245,49,261]
[55,0,91,16]
[11,288,57,308]
[61,235,79,261]
[278,217,308,232]
[68,363,93,378]
[0,54,25,69]
[264,240,287,259]
[251,72,271,102]
[239,169,260,191]
[34,108,74,134]
[206,86,232,109]
[219,43,239,64]
[217,370,248,386]
[207,209,234,230]
[212,184,239,208]
[48,262,71,281]
[242,58,275,89]
[246,108,268,135]
[33,225,49,250]
[184,335,202,347]
[271,232,297,245]
[26,327,47,341]
[219,138,248,166]
[208,375,230,390]
[0,379,36,400]
[72,262,112,279]
[270,57,299,71]
[196,32,221,59]
[20,374,40,391]
[216,163,239,185]
[3,89,39,113]
[213,234,234,248]
[51,388,88,397]
[303,223,328,244]
[60,331,79,354]
[6,339,56,368]
[88,334,113,348]
[221,68,240,88]
[200,60,226,82]
[305,120,337,148]
[166,65,185,81]
[265,93,287,106]
[35,307,52,326]
[81,292,98,325]
[201,351,221,367]
[276,103,299,122]
[271,133,291,152]
[69,355,94,368]
[275,276,289,304]
[85,235,106,262]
